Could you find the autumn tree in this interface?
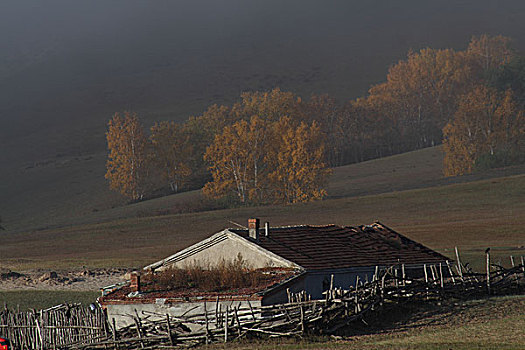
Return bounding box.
[203,116,330,204]
[487,56,525,108]
[367,48,474,151]
[466,34,515,74]
[150,121,192,193]
[303,94,342,166]
[443,85,524,176]
[267,117,330,203]
[184,104,232,187]
[105,112,149,200]
[203,116,269,203]
[232,88,304,123]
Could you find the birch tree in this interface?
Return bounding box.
[150,121,192,193]
[105,112,149,200]
[443,86,524,176]
[203,116,268,203]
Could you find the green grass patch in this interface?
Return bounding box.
[0,291,99,311]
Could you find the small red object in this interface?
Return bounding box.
[0,337,8,350]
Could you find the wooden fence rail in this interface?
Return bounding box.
[77,257,524,349]
[0,304,107,349]
[1,252,524,349]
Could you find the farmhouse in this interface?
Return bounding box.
[99,219,449,328]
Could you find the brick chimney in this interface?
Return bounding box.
[130,271,141,292]
[248,218,260,241]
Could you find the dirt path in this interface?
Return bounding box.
[0,268,128,291]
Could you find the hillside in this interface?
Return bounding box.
[1,1,525,235]
[3,144,524,235]
[1,167,524,272]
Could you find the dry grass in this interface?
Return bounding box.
[141,255,281,292]
[205,296,525,349]
[1,172,524,272]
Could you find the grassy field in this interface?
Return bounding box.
[0,291,99,311]
[1,170,524,272]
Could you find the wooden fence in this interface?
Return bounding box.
[77,252,524,349]
[0,304,107,349]
[1,251,524,349]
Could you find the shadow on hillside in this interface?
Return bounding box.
[335,299,472,337]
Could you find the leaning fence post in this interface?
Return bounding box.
[300,304,305,334]
[204,301,209,344]
[439,263,444,293]
[112,318,118,349]
[133,316,145,349]
[35,317,44,350]
[224,306,228,343]
[329,274,334,300]
[445,260,456,285]
[486,249,491,295]
[166,314,174,346]
[423,264,429,299]
[510,256,520,291]
[455,246,464,281]
[215,297,220,329]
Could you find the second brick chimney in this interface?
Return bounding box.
[130,271,141,293]
[248,218,260,241]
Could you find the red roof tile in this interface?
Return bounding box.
[231,222,448,270]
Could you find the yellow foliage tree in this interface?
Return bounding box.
[203,116,268,203]
[443,85,523,176]
[466,34,514,73]
[150,121,192,192]
[232,88,303,123]
[184,104,232,186]
[367,48,474,150]
[203,116,330,204]
[105,112,149,200]
[267,117,330,203]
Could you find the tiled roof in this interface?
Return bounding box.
[231,222,448,270]
[99,268,300,303]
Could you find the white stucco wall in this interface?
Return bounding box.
[104,299,262,330]
[157,233,296,270]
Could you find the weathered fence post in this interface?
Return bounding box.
[455,246,464,282]
[224,306,228,343]
[234,306,241,337]
[445,260,456,285]
[204,301,209,344]
[35,317,44,350]
[215,297,220,329]
[329,274,334,300]
[166,314,174,346]
[486,250,491,295]
[133,316,144,349]
[439,263,444,292]
[423,264,429,300]
[300,304,305,334]
[112,318,118,349]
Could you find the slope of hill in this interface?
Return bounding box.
[2,170,524,272]
[1,1,525,236]
[2,145,524,235]
[328,147,525,198]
